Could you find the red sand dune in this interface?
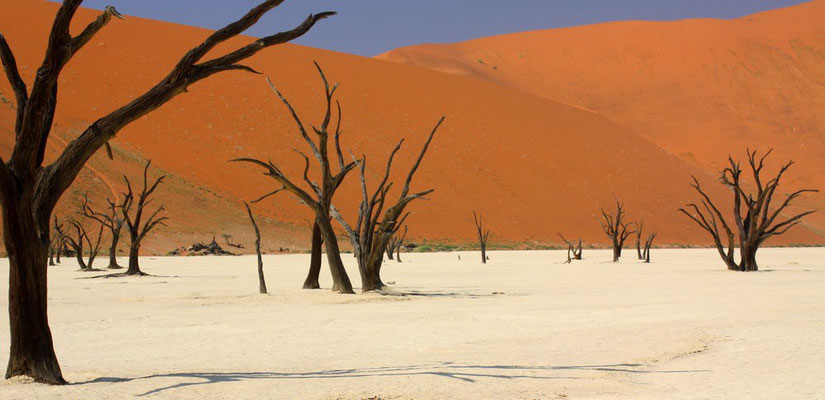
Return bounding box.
[0,0,821,253]
[380,0,825,241]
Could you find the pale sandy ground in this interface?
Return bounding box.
[0,248,823,399]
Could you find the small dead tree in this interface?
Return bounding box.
[642,232,657,263]
[600,200,635,262]
[394,225,408,263]
[62,220,103,271]
[331,117,443,292]
[473,211,491,264]
[119,161,169,276]
[557,233,583,263]
[222,234,244,249]
[48,216,66,266]
[234,64,358,294]
[80,194,123,269]
[243,201,267,294]
[635,220,645,260]
[0,0,334,383]
[679,149,817,271]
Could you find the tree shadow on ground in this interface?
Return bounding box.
[378,286,526,298]
[74,361,710,396]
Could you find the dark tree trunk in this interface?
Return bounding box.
[318,221,354,294]
[243,201,267,294]
[74,249,88,271]
[361,258,385,292]
[48,242,55,266]
[303,221,323,289]
[612,243,620,263]
[740,245,758,272]
[126,241,143,276]
[107,227,122,269]
[473,211,491,264]
[395,243,402,263]
[385,242,394,260]
[2,197,65,384]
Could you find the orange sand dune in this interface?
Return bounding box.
[1,0,821,252]
[379,0,825,238]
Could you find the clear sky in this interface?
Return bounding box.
[71,0,808,57]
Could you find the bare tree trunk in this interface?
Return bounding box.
[126,242,142,276]
[473,211,491,264]
[643,233,656,263]
[635,221,645,260]
[2,200,65,384]
[48,240,56,266]
[107,226,121,269]
[386,241,394,260]
[318,222,354,294]
[243,201,266,294]
[303,221,323,289]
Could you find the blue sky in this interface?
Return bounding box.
[71,0,808,56]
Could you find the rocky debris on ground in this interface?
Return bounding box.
[168,237,236,256]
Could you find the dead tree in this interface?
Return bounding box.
[234,64,358,294]
[394,225,408,263]
[557,233,583,263]
[635,220,645,260]
[63,220,103,271]
[642,232,657,263]
[243,201,267,294]
[600,200,635,262]
[0,0,333,383]
[680,149,817,271]
[332,117,444,292]
[119,161,168,276]
[385,225,408,261]
[473,211,491,264]
[48,216,65,266]
[79,194,123,269]
[222,234,244,249]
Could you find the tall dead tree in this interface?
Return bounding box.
[473,211,491,264]
[557,233,583,263]
[80,194,123,269]
[680,149,817,271]
[331,117,444,292]
[119,161,168,276]
[234,64,357,294]
[600,200,635,262]
[243,201,267,294]
[63,220,103,271]
[0,0,333,383]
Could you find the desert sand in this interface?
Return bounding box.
[0,248,823,399]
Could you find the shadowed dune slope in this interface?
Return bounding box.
[379,0,825,241]
[0,0,821,251]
